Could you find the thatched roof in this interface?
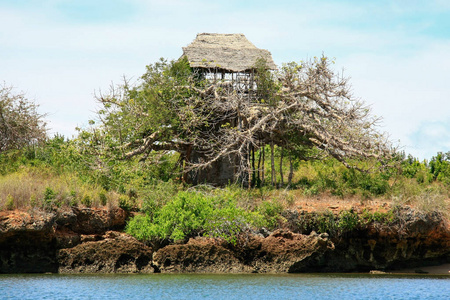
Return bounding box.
[182,33,277,73]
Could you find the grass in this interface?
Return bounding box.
[0,166,120,211]
[1,164,448,220]
[1,143,449,224]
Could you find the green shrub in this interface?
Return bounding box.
[338,209,360,231]
[5,194,15,210]
[68,190,78,207]
[43,187,56,207]
[125,214,155,242]
[54,196,63,208]
[126,191,261,245]
[127,188,138,200]
[331,187,345,197]
[205,201,261,244]
[99,191,108,206]
[304,185,319,196]
[316,211,336,234]
[81,195,92,207]
[297,211,336,234]
[362,210,395,225]
[297,209,387,236]
[317,170,338,190]
[119,195,131,211]
[358,174,388,196]
[297,176,310,187]
[44,187,56,201]
[30,194,37,207]
[257,200,283,230]
[127,191,209,242]
[141,180,178,217]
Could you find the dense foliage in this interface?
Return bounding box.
[126,190,264,246]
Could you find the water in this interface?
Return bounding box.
[0,273,449,300]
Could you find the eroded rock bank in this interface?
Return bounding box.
[281,207,450,272]
[152,230,333,273]
[0,206,449,274]
[0,207,151,273]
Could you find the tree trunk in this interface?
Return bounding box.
[271,140,275,187]
[257,144,262,185]
[182,145,193,183]
[247,143,251,189]
[279,146,284,187]
[262,145,265,185]
[251,144,256,187]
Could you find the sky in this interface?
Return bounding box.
[1,0,450,160]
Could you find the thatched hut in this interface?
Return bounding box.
[182,33,276,72]
[182,33,276,91]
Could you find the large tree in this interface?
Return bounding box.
[81,56,392,185]
[0,84,47,153]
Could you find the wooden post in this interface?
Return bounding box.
[280,146,284,187]
[262,145,265,185]
[288,154,294,186]
[271,140,275,187]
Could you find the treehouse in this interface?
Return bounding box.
[181,33,277,185]
[182,33,277,93]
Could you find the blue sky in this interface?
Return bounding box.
[1,0,450,160]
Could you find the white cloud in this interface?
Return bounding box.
[408,121,450,159]
[340,40,450,159]
[1,0,450,160]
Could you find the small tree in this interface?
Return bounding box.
[0,84,47,153]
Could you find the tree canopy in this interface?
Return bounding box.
[80,56,392,186]
[0,84,47,154]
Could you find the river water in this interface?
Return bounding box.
[1,273,449,299]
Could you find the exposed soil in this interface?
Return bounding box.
[293,194,393,214]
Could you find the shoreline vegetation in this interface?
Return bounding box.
[1,55,449,274]
[0,137,449,274]
[1,135,449,217]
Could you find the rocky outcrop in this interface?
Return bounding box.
[323,208,450,272]
[55,207,128,234]
[57,231,154,273]
[0,210,58,273]
[152,229,334,273]
[1,206,449,274]
[151,207,449,273]
[252,230,334,273]
[0,207,154,273]
[153,238,246,273]
[282,207,450,272]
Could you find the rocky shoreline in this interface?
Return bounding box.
[1,206,449,274]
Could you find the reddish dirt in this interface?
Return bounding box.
[270,190,394,215]
[294,196,391,214]
[283,191,449,217]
